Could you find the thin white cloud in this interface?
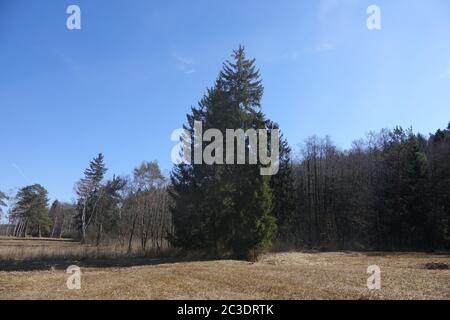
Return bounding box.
[174,54,194,65]
[316,42,335,53]
[173,54,196,74]
[11,162,28,182]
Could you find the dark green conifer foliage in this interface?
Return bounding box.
[76,153,108,243]
[11,184,50,237]
[267,122,296,243]
[170,47,277,260]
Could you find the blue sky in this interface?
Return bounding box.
[1,0,450,205]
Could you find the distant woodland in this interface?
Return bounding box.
[1,48,449,259]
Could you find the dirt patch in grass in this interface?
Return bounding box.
[419,262,449,270]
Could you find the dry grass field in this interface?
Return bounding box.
[0,238,449,300]
[0,237,155,261]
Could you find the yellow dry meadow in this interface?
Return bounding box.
[0,238,449,300]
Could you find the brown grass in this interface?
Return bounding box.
[0,238,449,300]
[0,237,166,262]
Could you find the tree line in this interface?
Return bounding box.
[73,155,172,253]
[168,47,450,257]
[1,157,172,254]
[284,126,450,251]
[1,47,448,259]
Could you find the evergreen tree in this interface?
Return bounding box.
[268,122,296,243]
[170,47,277,260]
[428,122,450,248]
[11,184,50,237]
[75,153,108,243]
[402,133,430,248]
[376,127,408,249]
[94,175,126,245]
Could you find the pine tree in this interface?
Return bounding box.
[170,47,277,260]
[75,153,108,243]
[11,184,50,237]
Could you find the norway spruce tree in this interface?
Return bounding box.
[268,122,296,243]
[170,47,277,260]
[75,153,108,243]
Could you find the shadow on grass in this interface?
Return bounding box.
[355,251,450,257]
[0,255,214,272]
[2,249,449,272]
[293,247,450,257]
